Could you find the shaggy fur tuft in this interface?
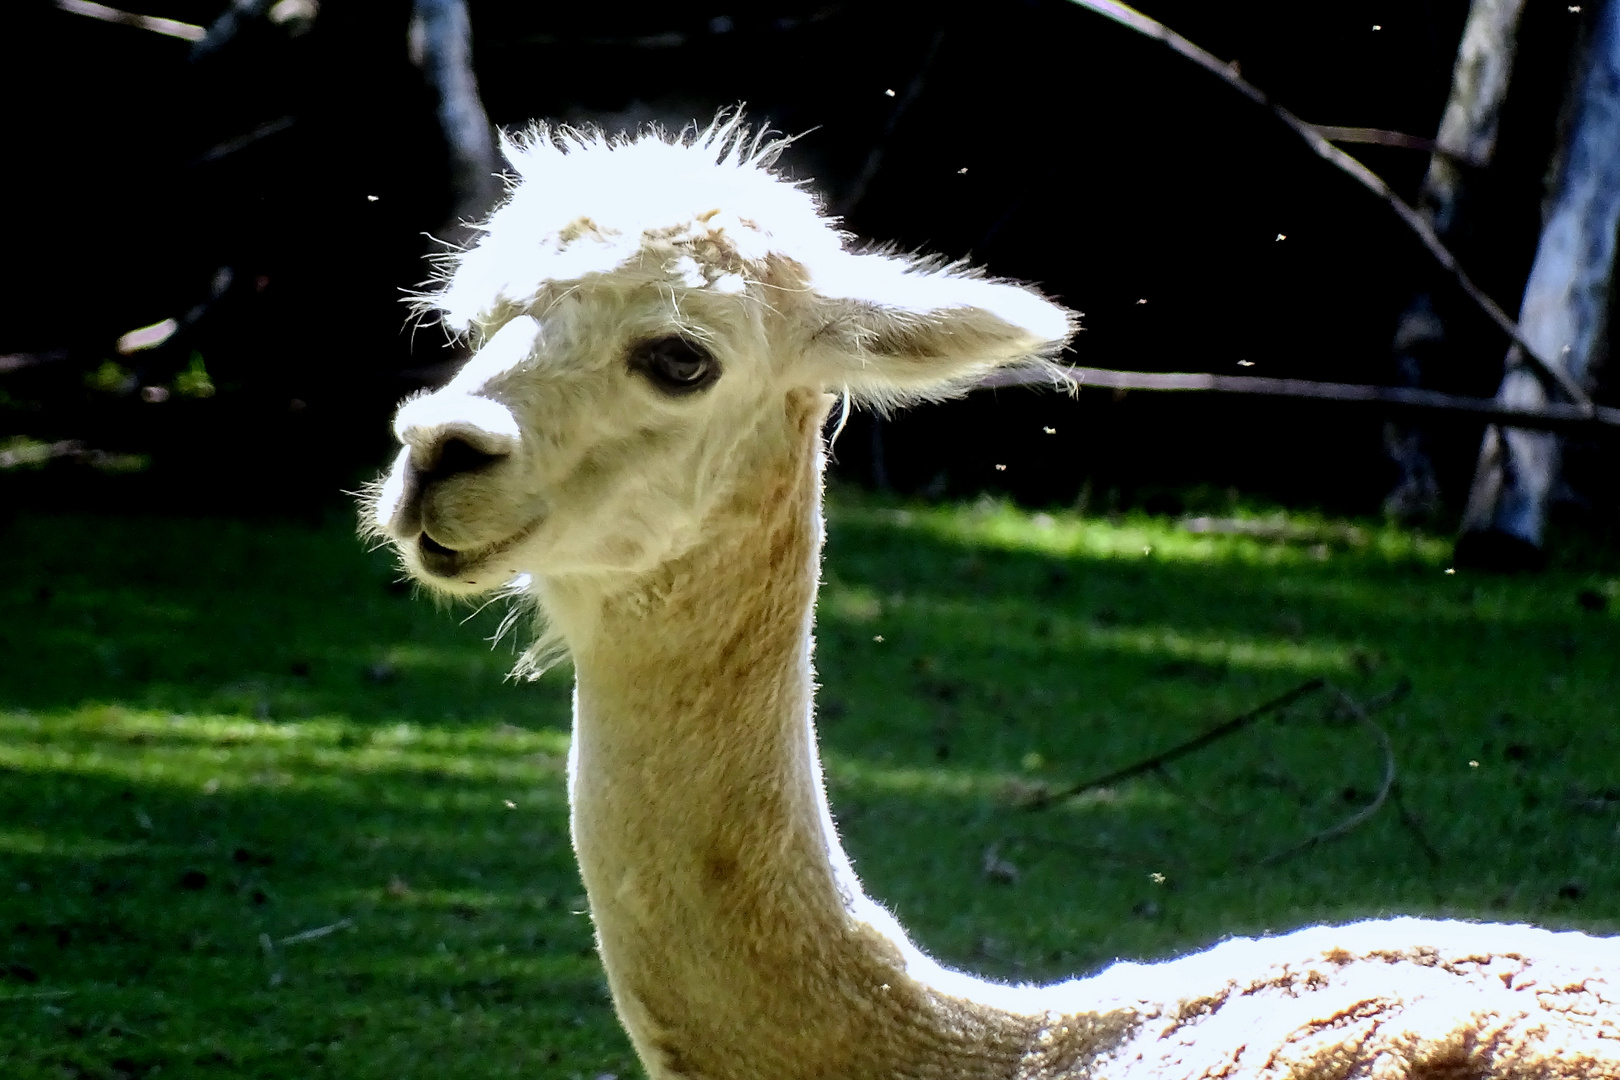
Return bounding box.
[409,110,1072,410]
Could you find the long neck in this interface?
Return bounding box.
[546,390,1044,1080]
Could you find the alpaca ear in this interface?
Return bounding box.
[801,250,1075,403]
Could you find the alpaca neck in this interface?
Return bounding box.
[546,391,1043,1078]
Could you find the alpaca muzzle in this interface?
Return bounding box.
[387,314,535,538]
[377,386,526,580]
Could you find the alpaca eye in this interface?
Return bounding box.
[629,336,719,395]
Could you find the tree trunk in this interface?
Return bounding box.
[409,0,500,245]
[1384,0,1527,522]
[1457,0,1620,567]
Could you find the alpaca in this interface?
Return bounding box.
[367,115,1620,1079]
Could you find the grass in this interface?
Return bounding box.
[1,489,1617,1078]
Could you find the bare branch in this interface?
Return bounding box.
[1394,786,1443,866]
[1059,0,1593,408]
[1026,677,1327,810]
[191,116,297,166]
[1262,685,1397,864]
[981,365,1620,435]
[1309,126,1436,153]
[277,918,354,946]
[53,0,205,41]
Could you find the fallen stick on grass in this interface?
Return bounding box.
[1028,678,1413,813]
[277,918,354,947]
[1025,676,1328,810]
[1262,685,1398,864]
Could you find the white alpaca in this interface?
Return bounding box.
[368,115,1620,1079]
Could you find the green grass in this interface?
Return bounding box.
[1,491,1617,1078]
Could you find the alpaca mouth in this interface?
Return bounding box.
[415,531,499,579]
[415,532,470,578]
[412,519,539,582]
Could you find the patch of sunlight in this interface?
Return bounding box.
[0,741,566,796]
[829,495,1450,568]
[0,707,572,796]
[0,827,150,860]
[373,643,515,679]
[0,707,569,756]
[361,720,570,756]
[824,755,986,798]
[333,886,539,913]
[903,597,1352,673]
[825,584,883,623]
[1085,621,1351,672]
[822,754,1181,813]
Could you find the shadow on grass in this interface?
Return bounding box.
[0,499,1617,1078]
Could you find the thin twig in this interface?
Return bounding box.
[1058,0,1592,409]
[1357,677,1412,715]
[277,918,354,946]
[1309,126,1436,153]
[980,365,1620,436]
[1027,676,1327,810]
[53,0,205,41]
[1157,763,1243,821]
[1393,785,1442,866]
[191,116,297,166]
[1261,685,1396,864]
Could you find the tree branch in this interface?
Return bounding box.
[1058,0,1593,409]
[1026,677,1327,810]
[981,365,1620,435]
[53,0,204,42]
[1308,126,1436,153]
[1261,685,1397,864]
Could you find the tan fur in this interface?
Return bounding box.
[368,114,1620,1078]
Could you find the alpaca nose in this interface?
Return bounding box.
[407,425,509,481]
[393,392,522,481]
[392,313,538,482]
[424,434,499,477]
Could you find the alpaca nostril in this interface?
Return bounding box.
[420,436,505,481]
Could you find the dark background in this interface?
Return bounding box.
[3,0,1611,527]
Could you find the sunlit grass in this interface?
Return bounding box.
[1,494,1617,1078]
[0,709,571,806]
[834,493,1454,569]
[821,591,1360,673]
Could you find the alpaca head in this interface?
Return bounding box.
[369,114,1074,606]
